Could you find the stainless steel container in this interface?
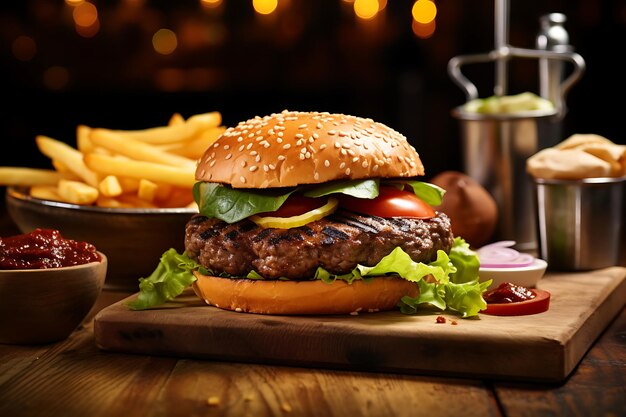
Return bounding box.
[452,108,560,250]
[532,176,625,271]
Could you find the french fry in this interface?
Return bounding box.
[90,129,196,168]
[57,179,99,205]
[36,135,100,187]
[137,179,158,202]
[84,153,196,188]
[118,177,140,193]
[117,193,157,209]
[0,167,64,186]
[76,125,93,153]
[30,185,62,201]
[99,175,123,197]
[169,113,185,126]
[159,126,226,159]
[159,186,195,208]
[96,195,135,209]
[94,111,221,145]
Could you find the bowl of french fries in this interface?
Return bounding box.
[1,111,225,290]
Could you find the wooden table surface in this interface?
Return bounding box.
[0,214,625,417]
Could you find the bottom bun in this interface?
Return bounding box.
[192,272,419,315]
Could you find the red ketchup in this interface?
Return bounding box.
[483,282,535,304]
[0,228,100,270]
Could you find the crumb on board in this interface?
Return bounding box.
[281,402,292,412]
[436,316,446,324]
[207,396,220,407]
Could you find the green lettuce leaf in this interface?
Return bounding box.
[125,249,201,310]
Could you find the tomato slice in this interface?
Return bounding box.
[482,288,551,316]
[259,195,326,218]
[337,186,435,219]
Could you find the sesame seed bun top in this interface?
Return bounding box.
[196,110,425,188]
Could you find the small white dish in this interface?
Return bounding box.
[479,258,548,289]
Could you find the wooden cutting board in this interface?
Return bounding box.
[94,267,626,382]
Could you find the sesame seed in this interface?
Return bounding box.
[235,307,243,312]
[352,157,359,162]
[263,142,270,148]
[223,145,230,150]
[237,137,243,142]
[198,168,205,177]
[347,149,356,156]
[241,161,247,167]
[316,122,323,129]
[341,149,347,156]
[342,143,351,149]
[340,162,346,169]
[338,131,348,137]
[296,139,304,146]
[299,154,305,160]
[334,142,341,148]
[373,164,379,171]
[250,150,258,156]
[362,161,369,168]
[308,137,314,143]
[324,160,330,167]
[210,160,216,167]
[246,143,253,150]
[300,148,307,154]
[213,143,219,148]
[319,144,327,150]
[240,176,246,184]
[345,168,351,175]
[277,131,283,137]
[225,153,232,160]
[238,145,245,152]
[328,130,337,135]
[277,138,283,143]
[255,155,261,162]
[249,166,258,172]
[295,133,304,139]
[298,124,307,129]
[269,164,276,170]
[263,165,269,172]
[278,155,286,161]
[313,133,319,139]
[314,172,320,180]
[305,152,311,159]
[248,133,254,138]
[283,144,291,150]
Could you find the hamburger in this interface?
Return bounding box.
[129,110,487,317]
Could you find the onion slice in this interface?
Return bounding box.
[477,241,534,268]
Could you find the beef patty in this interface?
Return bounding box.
[184,210,454,280]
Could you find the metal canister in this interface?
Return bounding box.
[452,107,560,250]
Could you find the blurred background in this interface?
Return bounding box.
[1,0,624,178]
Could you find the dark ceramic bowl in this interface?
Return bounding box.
[0,252,107,344]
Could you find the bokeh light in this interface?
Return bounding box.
[253,0,278,15]
[412,18,436,39]
[412,0,437,24]
[200,0,222,8]
[12,36,37,61]
[73,2,98,27]
[65,0,84,6]
[354,0,379,20]
[76,18,100,38]
[43,66,70,90]
[152,29,178,55]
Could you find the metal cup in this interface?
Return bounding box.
[532,176,625,271]
[452,108,561,251]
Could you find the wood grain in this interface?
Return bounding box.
[94,267,626,382]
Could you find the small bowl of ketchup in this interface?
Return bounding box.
[0,228,107,345]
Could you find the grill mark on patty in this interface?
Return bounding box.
[199,222,229,240]
[224,230,239,241]
[237,221,257,233]
[189,215,208,224]
[299,226,315,236]
[322,226,349,241]
[333,214,381,234]
[268,232,304,245]
[252,228,273,242]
